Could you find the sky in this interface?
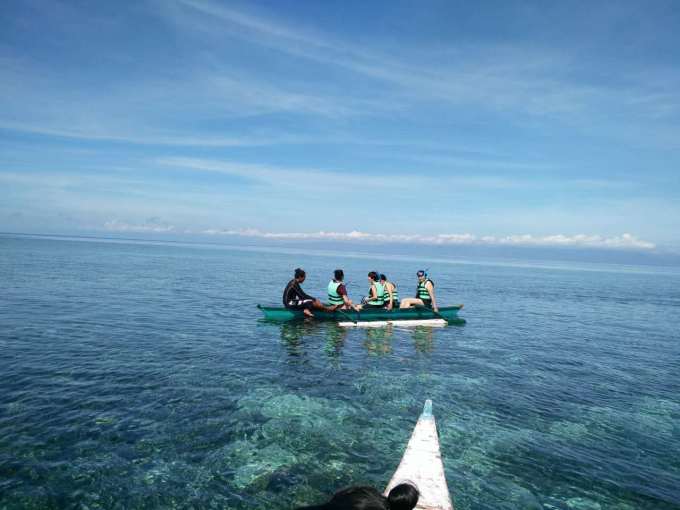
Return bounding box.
[1,0,679,255]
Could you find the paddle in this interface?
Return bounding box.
[415,304,448,324]
[336,307,359,325]
[431,308,449,324]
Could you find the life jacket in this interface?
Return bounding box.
[384,281,399,303]
[327,280,345,305]
[367,281,385,306]
[416,279,434,301]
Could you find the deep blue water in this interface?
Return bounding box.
[1,235,679,509]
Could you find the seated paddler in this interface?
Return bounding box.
[361,271,386,309]
[327,269,359,311]
[399,270,438,313]
[380,273,399,310]
[283,268,337,318]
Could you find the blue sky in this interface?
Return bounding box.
[1,0,679,253]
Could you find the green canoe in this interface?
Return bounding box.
[257,304,464,324]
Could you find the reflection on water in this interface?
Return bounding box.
[278,320,318,357]
[324,324,347,359]
[363,324,393,355]
[276,319,443,358]
[277,321,348,360]
[411,326,435,352]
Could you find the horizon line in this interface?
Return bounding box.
[2,230,680,264]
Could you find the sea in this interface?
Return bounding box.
[1,234,679,510]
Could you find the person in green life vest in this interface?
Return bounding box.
[327,269,359,311]
[399,270,438,313]
[380,274,399,310]
[361,271,386,309]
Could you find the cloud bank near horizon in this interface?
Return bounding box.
[103,221,655,250]
[104,218,175,233]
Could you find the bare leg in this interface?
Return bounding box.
[311,299,338,313]
[399,298,424,309]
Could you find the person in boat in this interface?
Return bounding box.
[399,270,438,313]
[380,273,399,310]
[327,269,359,311]
[283,268,337,318]
[361,271,386,309]
[295,483,419,510]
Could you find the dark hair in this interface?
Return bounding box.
[387,483,420,510]
[296,486,388,510]
[295,268,306,279]
[331,486,388,510]
[296,484,418,510]
[334,269,344,281]
[368,271,379,281]
[416,270,426,277]
[379,274,387,282]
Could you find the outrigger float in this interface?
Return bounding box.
[257,304,464,327]
[385,400,453,510]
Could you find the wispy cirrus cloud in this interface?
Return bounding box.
[0,39,377,149]
[199,228,656,251]
[156,156,426,192]
[0,122,312,147]
[4,0,679,150]
[164,0,680,124]
[164,0,581,114]
[156,156,634,193]
[0,60,364,145]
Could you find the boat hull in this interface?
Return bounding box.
[385,400,453,510]
[257,304,464,324]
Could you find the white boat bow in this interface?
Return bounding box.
[384,400,453,510]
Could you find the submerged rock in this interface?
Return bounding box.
[566,496,602,510]
[232,443,298,489]
[549,420,589,440]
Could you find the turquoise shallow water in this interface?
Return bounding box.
[1,235,679,509]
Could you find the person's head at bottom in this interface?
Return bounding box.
[296,483,419,510]
[385,482,419,510]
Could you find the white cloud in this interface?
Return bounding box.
[0,122,311,147]
[199,228,656,251]
[157,156,425,192]
[104,218,175,233]
[157,156,636,194]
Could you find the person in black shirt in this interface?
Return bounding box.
[283,268,337,318]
